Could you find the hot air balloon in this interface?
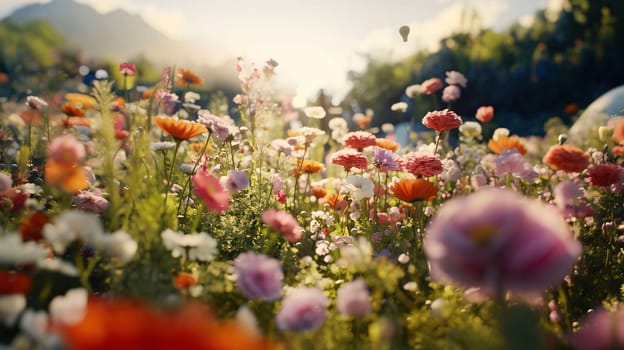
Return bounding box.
[399,25,410,42]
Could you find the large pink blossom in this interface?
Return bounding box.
[261,209,303,242]
[422,109,463,133]
[400,153,443,177]
[192,169,230,213]
[569,308,624,350]
[424,188,581,298]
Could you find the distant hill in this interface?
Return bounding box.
[4,0,239,87]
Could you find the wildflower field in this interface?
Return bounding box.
[1,57,624,350]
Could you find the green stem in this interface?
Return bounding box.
[163,140,181,220]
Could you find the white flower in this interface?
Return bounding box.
[184,91,201,103]
[445,70,468,88]
[94,230,138,264]
[343,175,374,201]
[459,121,482,138]
[440,159,462,182]
[328,117,348,130]
[49,288,88,326]
[0,294,26,326]
[0,234,47,265]
[381,123,394,134]
[297,127,326,145]
[20,309,48,342]
[43,210,103,254]
[304,106,327,119]
[390,102,408,112]
[37,258,78,276]
[405,84,422,98]
[492,128,510,141]
[161,229,218,262]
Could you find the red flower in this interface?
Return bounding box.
[331,149,368,171]
[0,270,31,295]
[543,145,590,173]
[119,62,137,76]
[401,153,443,177]
[20,211,50,242]
[342,131,377,150]
[420,78,443,95]
[174,272,199,290]
[475,106,494,123]
[422,109,462,133]
[587,164,623,188]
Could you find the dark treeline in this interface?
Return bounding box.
[344,0,624,135]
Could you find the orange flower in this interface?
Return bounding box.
[65,93,96,109]
[44,161,88,193]
[112,97,126,110]
[612,145,624,156]
[390,178,438,202]
[59,298,275,350]
[563,102,578,115]
[487,135,527,155]
[20,211,50,242]
[153,116,207,140]
[174,272,198,290]
[354,114,373,129]
[176,68,204,86]
[543,144,590,173]
[375,138,400,152]
[322,193,347,210]
[61,103,85,117]
[311,186,327,199]
[292,160,325,176]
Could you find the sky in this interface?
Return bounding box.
[0,0,562,100]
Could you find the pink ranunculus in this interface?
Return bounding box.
[261,208,303,242]
[192,169,230,213]
[476,106,494,123]
[119,62,137,76]
[420,78,444,95]
[441,85,461,103]
[424,188,581,298]
[422,109,463,133]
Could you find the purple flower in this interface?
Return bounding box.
[197,110,236,142]
[373,147,400,172]
[234,252,283,301]
[569,308,624,350]
[336,278,372,317]
[220,170,250,194]
[276,287,328,331]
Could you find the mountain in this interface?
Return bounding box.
[4,0,239,87]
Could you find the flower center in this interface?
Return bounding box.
[468,224,499,247]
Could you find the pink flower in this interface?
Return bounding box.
[422,109,463,133]
[192,169,230,213]
[234,252,283,301]
[494,150,529,177]
[336,278,372,317]
[276,287,329,331]
[424,188,581,298]
[445,70,468,88]
[420,78,443,95]
[197,110,236,142]
[331,149,369,171]
[569,309,624,350]
[73,190,109,214]
[476,106,494,123]
[441,85,461,103]
[119,62,137,76]
[401,153,443,177]
[0,173,12,194]
[261,209,303,242]
[48,134,86,165]
[342,131,377,150]
[26,96,48,110]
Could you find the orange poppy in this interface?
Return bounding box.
[390,178,438,202]
[487,135,527,155]
[44,161,89,193]
[375,138,400,152]
[176,68,204,86]
[65,93,96,109]
[20,211,50,242]
[153,116,207,140]
[174,272,198,290]
[0,270,32,294]
[323,192,347,210]
[311,186,327,199]
[543,144,590,173]
[61,103,85,117]
[292,160,325,176]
